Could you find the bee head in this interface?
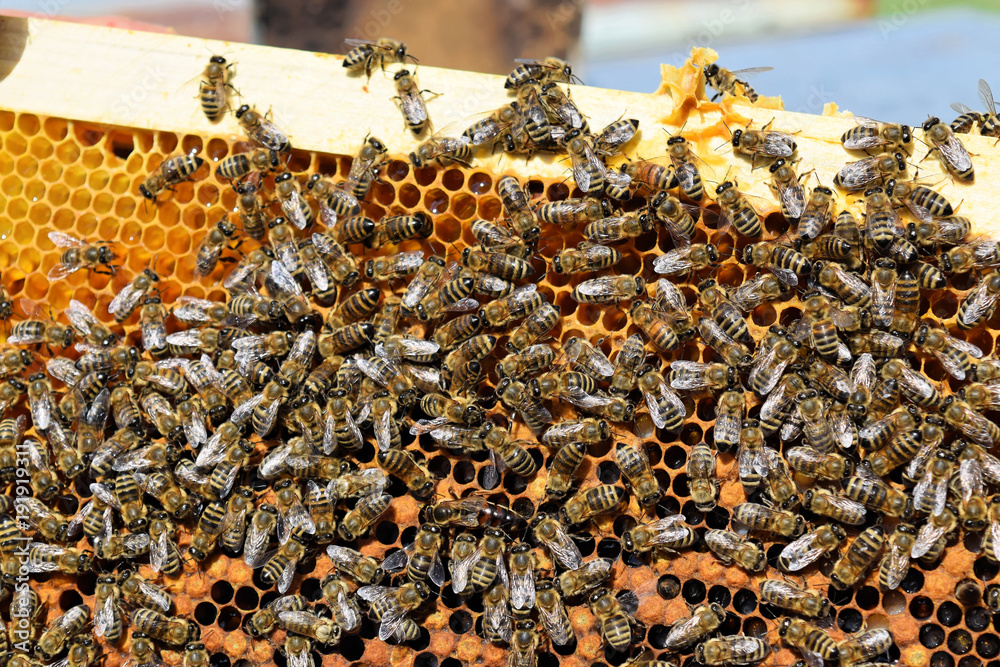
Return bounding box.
[235,104,250,119]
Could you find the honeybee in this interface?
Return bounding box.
[743,241,810,287]
[635,365,685,432]
[337,491,391,542]
[139,154,204,200]
[47,232,117,281]
[197,55,234,120]
[841,117,912,152]
[571,274,645,304]
[834,152,907,190]
[922,115,974,181]
[778,618,839,665]
[409,135,472,168]
[622,514,697,556]
[509,620,540,667]
[392,69,432,134]
[218,147,281,182]
[589,588,641,653]
[683,442,718,512]
[235,104,290,152]
[830,525,885,590]
[559,128,604,195]
[382,523,445,587]
[505,57,577,89]
[664,603,726,650]
[705,529,766,572]
[35,604,90,661]
[714,181,762,237]
[343,36,412,76]
[669,360,735,393]
[958,270,1000,329]
[733,502,805,538]
[837,628,894,665]
[356,581,429,642]
[778,523,846,571]
[323,545,382,586]
[278,610,341,646]
[130,609,198,647]
[943,395,1000,446]
[108,268,160,323]
[532,580,574,646]
[259,525,312,594]
[377,449,434,498]
[768,158,806,220]
[876,523,915,590]
[802,487,866,525]
[529,514,582,570]
[704,62,772,101]
[559,484,624,525]
[760,579,829,618]
[695,637,770,666]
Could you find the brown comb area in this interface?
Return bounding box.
[3,107,1000,667]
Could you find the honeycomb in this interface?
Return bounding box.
[2,39,1000,667]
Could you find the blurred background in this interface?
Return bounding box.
[4,0,1000,122]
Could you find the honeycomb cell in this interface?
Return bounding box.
[5,132,27,156]
[425,188,449,214]
[28,201,51,226]
[40,160,62,182]
[398,183,420,208]
[7,199,27,221]
[442,169,464,191]
[30,136,53,159]
[0,152,12,176]
[478,196,502,220]
[55,139,81,164]
[0,110,12,131]
[451,193,476,219]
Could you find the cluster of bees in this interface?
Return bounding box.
[7,35,1000,667]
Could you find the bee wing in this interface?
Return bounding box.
[957,406,997,447]
[48,231,86,248]
[94,590,119,638]
[830,409,856,450]
[45,357,80,386]
[173,296,215,323]
[569,149,597,195]
[444,297,479,314]
[280,191,309,230]
[483,589,513,642]
[933,349,968,380]
[399,90,429,123]
[871,278,896,328]
[287,647,313,667]
[65,499,93,540]
[668,360,710,391]
[945,332,984,359]
[664,614,705,649]
[835,158,879,190]
[779,532,825,571]
[979,449,1000,486]
[108,280,142,319]
[374,406,395,452]
[762,132,796,157]
[575,277,616,298]
[510,568,536,611]
[334,586,361,632]
[542,525,583,571]
[137,579,172,612]
[653,248,694,275]
[29,391,52,431]
[911,522,949,559]
[231,393,266,425]
[537,600,573,646]
[937,132,973,172]
[89,481,121,509]
[961,280,1000,326]
[65,299,101,338]
[277,555,299,594]
[451,545,482,594]
[150,528,171,573]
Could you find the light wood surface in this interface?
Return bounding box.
[0,15,997,237]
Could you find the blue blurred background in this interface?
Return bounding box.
[3,0,999,123]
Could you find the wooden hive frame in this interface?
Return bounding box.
[2,14,1000,667]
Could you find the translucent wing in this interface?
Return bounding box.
[638,515,693,548]
[173,296,216,323]
[137,579,172,612]
[664,613,705,650]
[510,567,535,611]
[779,532,826,571]
[277,556,299,594]
[937,133,973,172]
[94,591,118,638]
[108,280,142,318]
[762,132,796,157]
[653,248,695,275]
[334,586,361,631]
[539,524,582,570]
[375,406,394,452]
[451,546,481,594]
[150,528,170,573]
[483,587,512,642]
[911,521,949,559]
[537,600,573,646]
[871,278,896,329]
[48,231,86,248]
[245,517,275,568]
[835,158,880,190]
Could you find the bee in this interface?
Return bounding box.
[915,324,983,381]
[337,492,391,541]
[192,217,239,278]
[368,213,433,250]
[499,344,555,380]
[8,301,75,349]
[830,525,885,590]
[841,117,912,152]
[940,239,1000,275]
[553,558,611,601]
[802,487,866,525]
[622,514,697,556]
[589,588,640,653]
[922,115,974,181]
[705,529,766,572]
[46,232,117,281]
[382,523,445,587]
[876,523,914,590]
[119,569,172,612]
[958,270,1000,329]
[321,575,362,632]
[541,81,588,132]
[377,449,435,498]
[131,609,198,647]
[480,584,513,644]
[707,183,764,241]
[732,121,796,164]
[768,158,806,220]
[259,524,312,594]
[357,580,429,642]
[148,511,182,576]
[834,152,907,190]
[282,635,314,667]
[108,267,160,323]
[694,637,771,666]
[734,502,806,538]
[218,147,281,182]
[462,104,519,152]
[743,241,810,287]
[704,63,772,101]
[93,574,123,641]
[391,69,432,134]
[664,603,726,651]
[606,334,645,398]
[480,423,538,478]
[526,514,581,570]
[235,104,290,152]
[778,618,839,665]
[505,56,577,89]
[760,579,829,618]
[571,274,645,304]
[509,620,539,667]
[669,360,735,393]
[35,604,90,661]
[343,37,413,77]
[278,610,341,646]
[325,545,383,584]
[943,395,1000,446]
[559,484,625,525]
[409,135,472,168]
[697,317,751,367]
[542,417,610,448]
[363,251,426,284]
[634,365,685,432]
[778,523,846,571]
[648,191,697,247]
[838,628,894,665]
[198,55,234,120]
[812,260,871,308]
[139,154,204,200]
[682,442,718,512]
[558,128,603,195]
[542,441,587,500]
[531,581,574,646]
[613,441,660,506]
